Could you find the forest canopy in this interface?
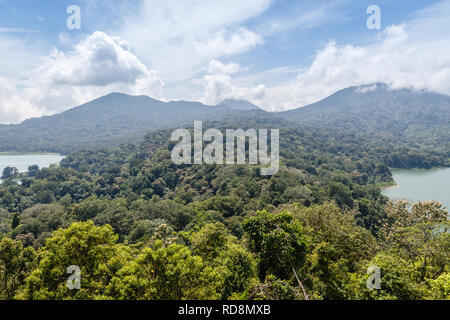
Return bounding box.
[0,120,448,300]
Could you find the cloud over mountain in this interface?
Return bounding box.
[201,60,266,105]
[117,0,271,83]
[261,15,450,111]
[37,31,160,88]
[0,31,163,123]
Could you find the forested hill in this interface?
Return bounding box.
[0,93,255,154]
[278,84,450,148]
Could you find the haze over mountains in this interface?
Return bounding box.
[0,84,449,154]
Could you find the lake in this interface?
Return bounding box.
[0,154,65,175]
[382,168,450,210]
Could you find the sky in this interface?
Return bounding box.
[1,0,450,124]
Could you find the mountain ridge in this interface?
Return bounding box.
[1,84,449,154]
[0,93,264,153]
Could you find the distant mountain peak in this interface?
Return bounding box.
[217,99,260,111]
[88,92,163,107]
[105,92,128,97]
[279,83,450,128]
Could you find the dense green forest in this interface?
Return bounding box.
[0,119,448,300]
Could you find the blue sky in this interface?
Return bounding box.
[1,0,450,123]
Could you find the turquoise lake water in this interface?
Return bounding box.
[382,168,450,210]
[0,154,64,175]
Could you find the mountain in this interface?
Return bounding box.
[1,84,449,155]
[217,99,261,111]
[0,93,259,154]
[278,84,450,148]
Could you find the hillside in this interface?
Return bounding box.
[0,94,255,154]
[279,84,450,148]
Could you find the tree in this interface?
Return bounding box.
[1,167,19,180]
[0,238,35,299]
[21,221,133,300]
[191,223,228,260]
[429,273,450,299]
[328,182,354,208]
[243,211,307,280]
[28,165,40,177]
[218,243,257,299]
[12,204,67,240]
[289,203,378,299]
[354,252,427,300]
[200,196,244,218]
[11,213,20,230]
[107,241,222,300]
[71,196,108,221]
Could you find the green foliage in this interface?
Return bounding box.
[429,273,450,300]
[21,221,131,300]
[289,203,378,299]
[191,223,229,260]
[0,238,35,299]
[355,252,428,300]
[243,211,307,281]
[1,167,19,180]
[107,242,222,300]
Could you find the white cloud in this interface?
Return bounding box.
[199,3,450,111]
[0,34,43,78]
[0,77,42,123]
[207,60,244,75]
[355,84,378,94]
[116,0,272,84]
[259,19,450,111]
[0,31,164,123]
[196,1,450,111]
[35,31,161,89]
[255,0,351,37]
[197,27,263,57]
[201,60,266,105]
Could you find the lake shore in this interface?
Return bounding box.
[0,152,61,156]
[0,154,66,176]
[379,181,397,190]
